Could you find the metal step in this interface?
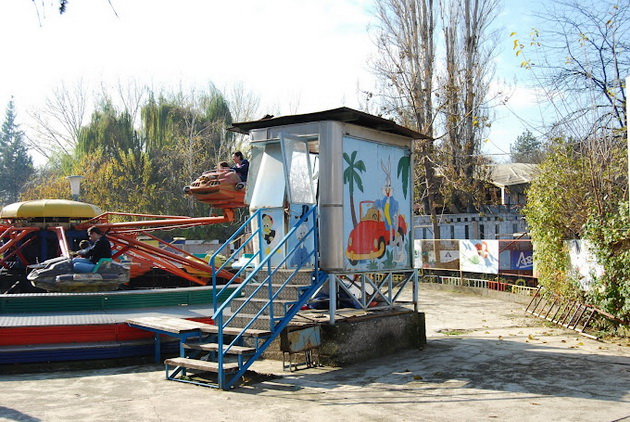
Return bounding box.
[231,297,296,317]
[227,313,276,331]
[165,357,239,373]
[183,341,256,355]
[240,283,305,301]
[198,323,271,338]
[247,269,314,286]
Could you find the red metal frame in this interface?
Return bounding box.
[0,227,39,269]
[1,209,240,286]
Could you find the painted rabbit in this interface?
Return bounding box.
[375,157,399,241]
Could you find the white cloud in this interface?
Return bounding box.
[1,0,552,166]
[1,0,377,123]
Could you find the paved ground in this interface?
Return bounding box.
[1,287,629,422]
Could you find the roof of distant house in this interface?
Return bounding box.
[486,163,538,188]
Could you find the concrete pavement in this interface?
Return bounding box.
[1,286,629,422]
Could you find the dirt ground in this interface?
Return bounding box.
[1,286,629,422]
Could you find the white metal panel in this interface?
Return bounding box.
[280,133,316,204]
[248,143,285,210]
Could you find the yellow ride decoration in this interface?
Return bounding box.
[0,199,102,227]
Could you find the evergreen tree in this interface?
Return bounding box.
[0,98,34,205]
[510,130,545,163]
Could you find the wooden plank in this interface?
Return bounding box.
[199,324,271,338]
[128,321,199,334]
[165,357,239,373]
[183,341,256,355]
[126,317,212,334]
[127,316,270,340]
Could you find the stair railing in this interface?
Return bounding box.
[209,209,264,312]
[214,205,318,335]
[207,205,325,389]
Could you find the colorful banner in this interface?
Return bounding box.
[417,240,460,270]
[417,239,534,276]
[459,240,499,274]
[497,240,534,274]
[510,250,533,270]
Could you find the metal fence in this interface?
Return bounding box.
[421,273,537,296]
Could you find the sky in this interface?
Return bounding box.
[0,0,544,165]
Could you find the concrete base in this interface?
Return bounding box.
[264,308,426,367]
[318,309,426,366]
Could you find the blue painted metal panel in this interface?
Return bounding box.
[0,341,179,364]
[282,326,321,353]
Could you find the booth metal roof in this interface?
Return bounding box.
[228,107,432,140]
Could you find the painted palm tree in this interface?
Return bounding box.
[343,150,366,227]
[396,155,411,200]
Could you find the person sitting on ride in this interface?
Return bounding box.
[231,151,249,183]
[72,226,112,273]
[74,240,91,257]
[217,161,242,188]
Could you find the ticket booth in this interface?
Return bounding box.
[229,107,429,273]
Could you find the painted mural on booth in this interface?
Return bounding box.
[252,208,285,267]
[287,204,315,269]
[343,136,412,271]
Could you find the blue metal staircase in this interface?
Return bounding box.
[164,205,327,389]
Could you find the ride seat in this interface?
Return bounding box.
[92,258,112,273]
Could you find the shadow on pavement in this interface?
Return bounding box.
[242,336,630,403]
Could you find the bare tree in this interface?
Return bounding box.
[226,82,260,124]
[516,0,628,138]
[437,0,500,212]
[369,0,501,235]
[371,0,436,132]
[370,0,441,237]
[26,80,90,159]
[111,78,148,128]
[225,82,261,154]
[513,0,628,214]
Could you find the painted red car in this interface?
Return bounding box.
[346,200,407,265]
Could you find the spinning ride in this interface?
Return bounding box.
[183,168,247,208]
[0,199,243,293]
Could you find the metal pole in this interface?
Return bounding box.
[413,269,418,312]
[329,274,336,325]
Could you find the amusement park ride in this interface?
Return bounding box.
[0,167,247,294]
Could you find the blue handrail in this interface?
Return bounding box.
[212,205,317,320]
[204,205,322,389]
[209,209,264,312]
